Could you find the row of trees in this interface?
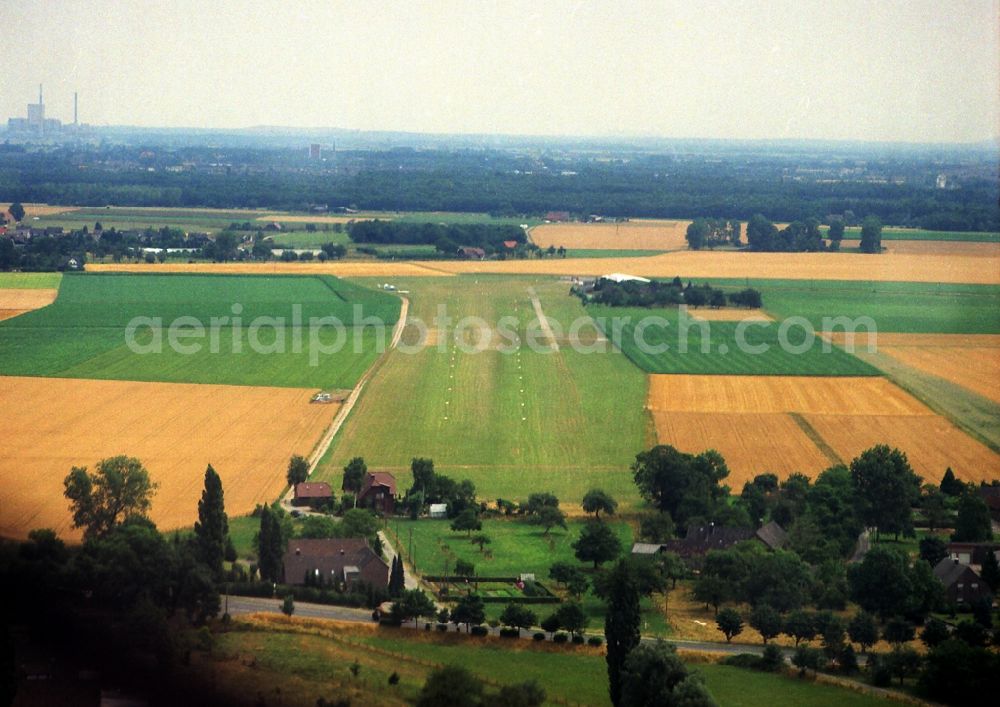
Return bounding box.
[347,220,525,255]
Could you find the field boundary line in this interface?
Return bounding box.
[787,412,843,466]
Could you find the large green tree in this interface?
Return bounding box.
[194,464,228,576]
[582,489,618,519]
[632,445,729,529]
[342,456,367,495]
[859,215,883,254]
[286,455,309,486]
[8,202,25,222]
[63,456,159,540]
[604,559,641,706]
[573,521,621,568]
[850,445,922,540]
[620,641,718,707]
[952,491,993,542]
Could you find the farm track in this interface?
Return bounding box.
[284,296,410,508]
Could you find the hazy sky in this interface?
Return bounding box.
[1,0,997,142]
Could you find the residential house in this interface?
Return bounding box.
[932,557,992,606]
[429,503,448,519]
[947,541,1000,567]
[357,472,397,515]
[292,481,333,508]
[282,538,389,589]
[633,521,787,561]
[457,246,486,260]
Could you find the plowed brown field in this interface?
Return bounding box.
[0,288,58,321]
[0,376,339,540]
[529,220,690,251]
[647,374,1000,485]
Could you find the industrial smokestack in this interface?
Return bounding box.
[74,92,78,125]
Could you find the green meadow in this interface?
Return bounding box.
[0,272,400,388]
[0,272,63,289]
[208,622,897,707]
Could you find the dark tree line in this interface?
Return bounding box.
[1,142,996,231]
[347,220,525,254]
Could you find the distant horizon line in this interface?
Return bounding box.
[8,121,997,149]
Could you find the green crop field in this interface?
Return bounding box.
[835,226,1000,242]
[739,279,1000,334]
[0,272,63,289]
[270,230,352,248]
[588,304,879,376]
[0,272,400,388]
[33,206,271,234]
[315,276,650,507]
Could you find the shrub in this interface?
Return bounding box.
[470,626,489,637]
[553,632,569,644]
[722,654,763,670]
[572,634,585,645]
[587,636,604,647]
[761,644,785,672]
[424,622,432,631]
[533,632,546,642]
[436,623,448,632]
[499,627,520,638]
[388,672,400,686]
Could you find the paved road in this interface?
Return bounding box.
[225,595,376,622]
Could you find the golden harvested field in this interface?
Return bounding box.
[529,220,690,250]
[429,250,1000,284]
[88,261,452,277]
[0,203,78,217]
[824,333,1000,403]
[881,342,1000,404]
[0,288,58,321]
[650,411,834,480]
[804,414,998,483]
[0,376,339,541]
[688,308,773,322]
[647,374,1000,484]
[88,250,1000,283]
[647,375,928,415]
[842,240,1000,257]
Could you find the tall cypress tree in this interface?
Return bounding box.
[389,556,405,596]
[194,464,229,576]
[604,559,641,706]
[257,505,284,583]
